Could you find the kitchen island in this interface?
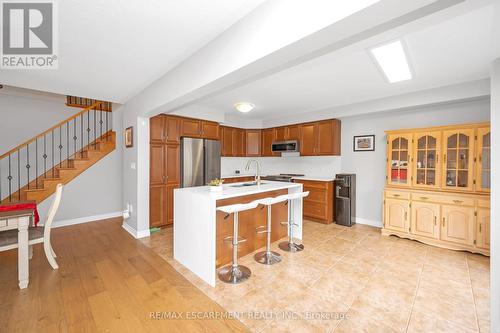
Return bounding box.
[173,181,303,286]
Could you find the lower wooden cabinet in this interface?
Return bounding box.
[382,188,490,255]
[440,205,475,246]
[150,185,166,228]
[411,201,440,239]
[166,184,179,226]
[476,207,490,250]
[222,176,255,184]
[384,198,409,233]
[293,179,334,224]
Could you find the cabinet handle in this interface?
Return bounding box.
[404,212,407,220]
[442,217,445,227]
[393,194,400,197]
[420,196,429,200]
[436,154,439,163]
[453,200,463,204]
[479,224,482,233]
[479,154,482,163]
[444,154,447,162]
[434,216,437,226]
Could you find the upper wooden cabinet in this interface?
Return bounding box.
[201,121,219,140]
[300,120,341,156]
[413,131,441,189]
[285,125,300,140]
[387,134,412,186]
[165,116,180,143]
[245,130,261,156]
[150,115,166,143]
[385,123,490,194]
[261,128,276,157]
[233,128,246,157]
[275,127,286,141]
[476,127,491,192]
[221,126,234,156]
[181,118,202,138]
[442,129,474,192]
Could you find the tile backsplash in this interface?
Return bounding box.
[221,156,341,177]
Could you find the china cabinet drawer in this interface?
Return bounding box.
[385,190,410,200]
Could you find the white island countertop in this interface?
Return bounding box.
[174,180,304,286]
[176,180,301,200]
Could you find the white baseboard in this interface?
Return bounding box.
[50,212,123,228]
[356,217,382,228]
[122,221,150,239]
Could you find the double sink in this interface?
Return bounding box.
[230,181,268,188]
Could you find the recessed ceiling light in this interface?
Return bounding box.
[370,40,413,83]
[234,102,255,113]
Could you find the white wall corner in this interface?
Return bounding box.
[51,212,123,228]
[136,116,150,234]
[122,221,150,239]
[355,217,382,228]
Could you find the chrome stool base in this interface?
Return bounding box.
[279,241,304,252]
[218,265,251,284]
[254,251,281,265]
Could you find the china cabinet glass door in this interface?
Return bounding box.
[413,132,441,188]
[476,127,490,192]
[387,134,412,186]
[443,129,474,191]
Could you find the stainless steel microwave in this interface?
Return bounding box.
[271,140,299,153]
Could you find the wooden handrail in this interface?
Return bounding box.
[0,101,104,160]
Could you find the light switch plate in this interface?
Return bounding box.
[131,162,136,170]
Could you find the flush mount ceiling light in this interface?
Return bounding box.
[234,102,255,113]
[370,40,413,83]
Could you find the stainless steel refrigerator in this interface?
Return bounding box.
[180,138,221,188]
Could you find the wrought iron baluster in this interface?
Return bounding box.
[81,113,84,157]
[43,135,47,178]
[94,107,97,147]
[36,138,38,189]
[100,109,103,138]
[8,154,12,202]
[67,122,69,165]
[87,110,90,152]
[52,130,55,178]
[106,110,109,141]
[59,126,63,168]
[26,145,30,190]
[73,118,77,158]
[17,150,20,201]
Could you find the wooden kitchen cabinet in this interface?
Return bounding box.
[440,204,475,246]
[275,127,286,141]
[293,179,334,224]
[166,184,179,226]
[299,120,341,156]
[150,185,166,228]
[285,125,300,140]
[476,127,491,192]
[233,128,246,157]
[476,207,490,250]
[245,130,261,156]
[165,116,181,143]
[181,118,202,138]
[150,144,165,185]
[261,128,276,156]
[411,201,440,239]
[221,126,234,156]
[166,144,180,184]
[201,121,219,140]
[384,122,490,255]
[384,198,409,233]
[150,115,165,143]
[222,176,255,184]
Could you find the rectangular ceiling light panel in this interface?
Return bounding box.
[370,40,413,83]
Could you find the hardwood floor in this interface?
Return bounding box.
[0,218,248,332]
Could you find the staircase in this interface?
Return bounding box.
[0,102,116,204]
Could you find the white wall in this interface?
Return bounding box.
[221,156,341,178]
[490,58,500,333]
[0,92,123,225]
[340,98,490,227]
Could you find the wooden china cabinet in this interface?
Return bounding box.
[383,122,491,255]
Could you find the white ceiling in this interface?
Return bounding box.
[0,0,267,103]
[192,4,496,122]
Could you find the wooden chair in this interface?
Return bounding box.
[0,184,63,270]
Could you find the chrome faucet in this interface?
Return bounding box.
[245,159,262,185]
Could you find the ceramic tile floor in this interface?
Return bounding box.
[140,221,490,333]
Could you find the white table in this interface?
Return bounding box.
[0,209,32,289]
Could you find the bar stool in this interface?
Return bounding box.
[253,196,289,265]
[217,201,259,284]
[277,191,309,252]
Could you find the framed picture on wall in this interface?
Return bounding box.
[353,135,375,151]
[125,126,133,148]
